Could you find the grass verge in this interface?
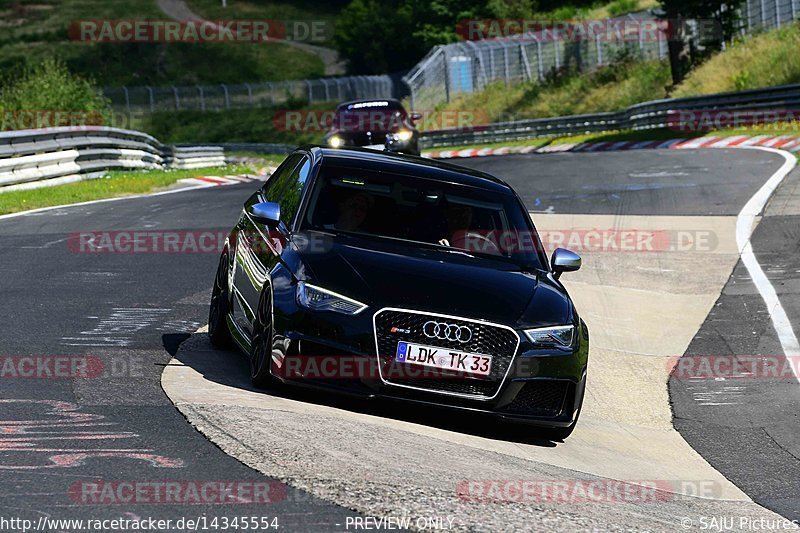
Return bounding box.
[0,0,324,86]
[131,105,334,145]
[432,57,672,126]
[185,0,345,46]
[0,164,255,216]
[433,22,800,129]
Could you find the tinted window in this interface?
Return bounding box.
[263,155,312,227]
[301,165,543,270]
[333,101,407,132]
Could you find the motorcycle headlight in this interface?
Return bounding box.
[523,325,575,348]
[296,282,367,315]
[329,135,344,148]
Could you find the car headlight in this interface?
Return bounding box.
[329,135,344,148]
[296,281,367,315]
[523,325,574,348]
[390,130,413,142]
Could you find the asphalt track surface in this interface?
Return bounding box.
[0,148,797,530]
[466,149,800,521]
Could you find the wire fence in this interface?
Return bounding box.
[102,0,799,114]
[102,76,395,113]
[405,0,800,111]
[745,0,800,30]
[404,12,669,111]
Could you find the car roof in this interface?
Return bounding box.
[335,99,405,111]
[302,146,514,194]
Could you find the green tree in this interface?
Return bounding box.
[335,0,538,74]
[659,0,744,86]
[0,58,111,128]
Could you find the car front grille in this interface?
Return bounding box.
[373,308,519,399]
[503,381,569,417]
[342,132,388,146]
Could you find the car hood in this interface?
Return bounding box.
[294,235,572,327]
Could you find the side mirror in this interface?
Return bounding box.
[410,112,422,122]
[247,202,281,227]
[551,248,581,279]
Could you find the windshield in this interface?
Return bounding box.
[333,102,407,132]
[301,165,544,270]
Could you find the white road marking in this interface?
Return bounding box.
[61,308,172,347]
[738,146,800,382]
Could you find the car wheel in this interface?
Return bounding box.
[208,253,233,348]
[249,286,276,388]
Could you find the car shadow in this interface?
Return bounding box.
[166,332,559,448]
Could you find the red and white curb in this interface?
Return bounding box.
[422,135,800,159]
[178,174,264,188]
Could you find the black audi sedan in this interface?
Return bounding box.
[208,147,588,439]
[322,99,421,156]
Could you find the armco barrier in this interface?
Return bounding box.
[0,127,225,190]
[419,83,800,149]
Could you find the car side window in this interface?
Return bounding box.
[263,154,312,228]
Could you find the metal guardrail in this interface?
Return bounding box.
[419,83,800,148]
[103,75,396,113]
[0,127,226,191]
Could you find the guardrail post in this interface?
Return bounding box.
[535,38,544,80]
[519,42,532,82]
[596,34,603,66]
[146,86,155,113]
[322,79,331,101]
[122,86,131,114]
[198,86,205,111]
[776,0,781,26]
[244,83,253,106]
[501,42,510,85]
[337,79,344,100]
[746,0,752,31]
[172,86,180,111]
[221,84,230,109]
[554,30,561,69]
[305,80,312,102]
[638,22,645,58]
[443,52,451,102]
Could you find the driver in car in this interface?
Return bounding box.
[439,203,473,249]
[329,192,374,231]
[439,203,502,255]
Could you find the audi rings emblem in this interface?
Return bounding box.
[422,321,473,343]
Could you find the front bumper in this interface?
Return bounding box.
[269,302,588,428]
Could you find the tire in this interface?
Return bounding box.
[249,286,276,388]
[208,253,233,348]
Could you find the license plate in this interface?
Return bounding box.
[364,144,385,151]
[395,341,492,377]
